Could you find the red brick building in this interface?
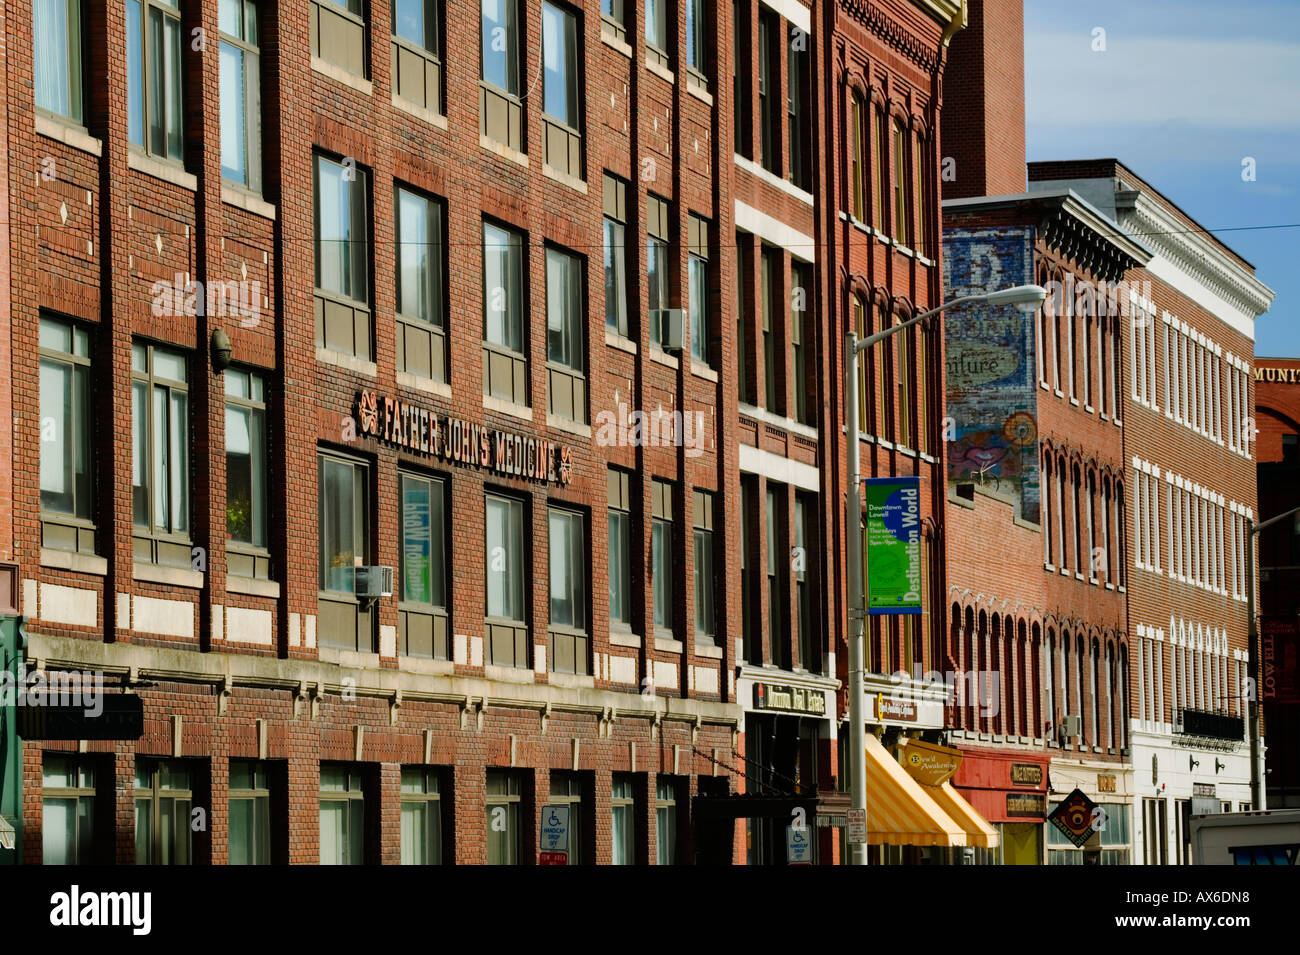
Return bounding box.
[1254,356,1300,809]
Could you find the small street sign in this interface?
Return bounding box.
[787,825,813,864]
[540,805,569,864]
[846,807,867,845]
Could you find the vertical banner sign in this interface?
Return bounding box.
[863,477,921,615]
[401,482,431,605]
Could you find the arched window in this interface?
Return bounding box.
[850,92,867,221]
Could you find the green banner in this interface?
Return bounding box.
[863,477,922,615]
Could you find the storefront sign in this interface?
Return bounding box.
[862,477,922,615]
[1048,788,1099,847]
[401,481,432,604]
[1097,773,1117,794]
[1261,617,1300,703]
[900,740,963,786]
[872,695,917,723]
[1193,782,1217,798]
[1255,366,1300,383]
[357,390,572,485]
[1010,763,1043,787]
[1005,793,1046,818]
[752,682,826,716]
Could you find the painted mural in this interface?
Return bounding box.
[942,227,1041,525]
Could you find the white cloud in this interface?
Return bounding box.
[1025,33,1300,129]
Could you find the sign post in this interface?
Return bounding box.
[539,805,570,865]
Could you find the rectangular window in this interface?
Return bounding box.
[546,245,586,424]
[486,494,525,623]
[611,773,636,864]
[757,9,778,173]
[655,778,678,864]
[310,0,366,77]
[126,0,183,161]
[608,469,633,629]
[645,0,667,65]
[875,108,888,233]
[39,316,93,538]
[400,767,444,865]
[35,0,84,123]
[392,0,442,112]
[603,173,629,337]
[399,472,447,658]
[225,368,268,558]
[850,94,866,220]
[228,760,271,865]
[396,185,446,381]
[685,0,706,84]
[541,1,581,176]
[647,195,670,348]
[42,755,96,865]
[693,490,715,644]
[131,341,190,563]
[482,221,527,404]
[791,261,811,424]
[314,153,372,359]
[761,247,778,412]
[219,0,261,190]
[741,477,760,664]
[892,119,909,247]
[318,452,372,653]
[787,25,810,190]
[732,0,751,157]
[135,759,193,865]
[795,494,814,670]
[600,0,625,42]
[480,0,522,149]
[767,485,786,668]
[319,764,365,865]
[914,131,928,255]
[486,770,523,864]
[688,214,710,366]
[736,236,753,403]
[548,772,587,865]
[652,479,673,634]
[548,506,588,674]
[898,329,913,447]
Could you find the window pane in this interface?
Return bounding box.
[220,42,247,183]
[694,528,713,636]
[481,0,518,94]
[394,0,430,50]
[316,157,356,298]
[608,511,629,624]
[686,0,701,70]
[401,476,437,604]
[43,797,76,865]
[126,0,143,144]
[132,381,147,525]
[401,801,426,864]
[645,0,665,47]
[35,0,78,120]
[484,224,522,352]
[487,497,521,619]
[546,248,582,370]
[229,797,254,865]
[39,358,73,513]
[151,386,168,529]
[398,190,432,323]
[603,219,626,333]
[135,798,152,864]
[652,519,670,629]
[169,389,189,534]
[542,3,576,126]
[226,405,253,543]
[321,459,358,593]
[320,801,345,864]
[689,255,706,362]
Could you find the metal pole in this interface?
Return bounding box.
[1246,518,1261,810]
[844,331,868,866]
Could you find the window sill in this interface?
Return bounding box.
[316,346,378,378]
[645,58,675,84]
[310,55,373,96]
[600,30,633,58]
[400,656,455,676]
[609,629,642,648]
[686,79,713,106]
[221,183,277,220]
[648,346,679,369]
[546,413,592,438]
[40,548,107,576]
[605,328,637,354]
[746,155,816,206]
[695,641,723,659]
[127,149,197,191]
[134,562,204,589]
[391,93,449,130]
[396,370,451,398]
[35,113,102,156]
[482,394,533,421]
[542,163,588,194]
[690,360,718,382]
[319,647,381,669]
[479,134,529,168]
[654,634,683,653]
[742,402,818,440]
[227,574,280,598]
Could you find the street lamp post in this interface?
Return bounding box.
[1245,504,1300,810]
[843,283,1045,865]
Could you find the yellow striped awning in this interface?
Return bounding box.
[921,780,1000,849]
[864,734,967,847]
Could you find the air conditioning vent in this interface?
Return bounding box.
[355,565,394,599]
[1060,714,1081,739]
[652,309,685,352]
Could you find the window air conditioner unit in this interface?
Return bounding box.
[1060,714,1081,740]
[355,565,394,599]
[653,309,685,352]
[1173,709,1184,734]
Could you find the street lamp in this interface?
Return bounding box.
[843,283,1045,866]
[1245,504,1300,810]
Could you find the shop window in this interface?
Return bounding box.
[135,758,194,865]
[655,777,680,864]
[228,759,271,865]
[42,755,98,865]
[548,771,588,864]
[400,767,445,864]
[486,769,525,864]
[319,763,365,865]
[611,772,638,864]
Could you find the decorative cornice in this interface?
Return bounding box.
[840,0,956,72]
[1116,190,1275,320]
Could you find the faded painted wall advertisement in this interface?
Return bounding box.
[943,228,1041,525]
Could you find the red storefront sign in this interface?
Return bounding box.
[1261,617,1300,703]
[951,748,1050,823]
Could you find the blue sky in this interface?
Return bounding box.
[1024,0,1300,356]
